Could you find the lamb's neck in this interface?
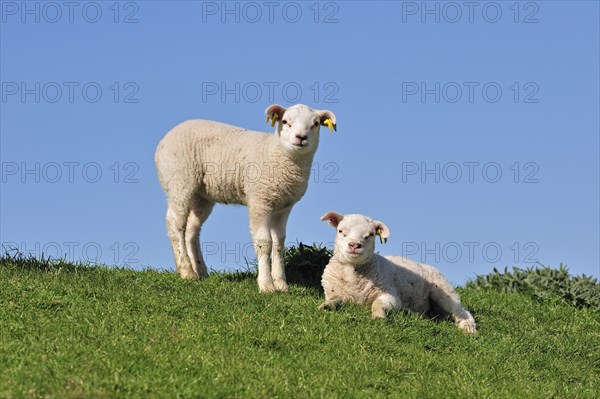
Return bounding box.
[269,141,315,174]
[330,253,378,274]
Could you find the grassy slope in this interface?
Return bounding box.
[1,259,599,399]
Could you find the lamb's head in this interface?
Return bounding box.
[320,211,390,265]
[266,104,336,155]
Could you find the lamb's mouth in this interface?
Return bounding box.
[346,250,364,256]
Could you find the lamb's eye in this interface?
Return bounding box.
[282,120,288,125]
[314,121,319,127]
[368,232,374,237]
[338,229,343,234]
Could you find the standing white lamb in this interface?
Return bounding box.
[155,104,337,293]
[319,211,477,333]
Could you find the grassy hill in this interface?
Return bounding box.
[1,252,599,399]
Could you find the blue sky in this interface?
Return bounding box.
[1,0,598,284]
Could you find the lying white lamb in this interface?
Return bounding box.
[155,104,337,293]
[319,211,477,333]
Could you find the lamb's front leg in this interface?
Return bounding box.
[320,269,344,311]
[249,206,275,292]
[371,293,401,319]
[270,208,291,292]
[249,207,274,293]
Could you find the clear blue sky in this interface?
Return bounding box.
[1,1,598,284]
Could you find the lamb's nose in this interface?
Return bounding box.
[348,242,362,250]
[296,134,308,141]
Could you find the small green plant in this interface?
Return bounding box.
[467,264,600,310]
[283,242,332,290]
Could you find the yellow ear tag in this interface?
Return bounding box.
[270,113,279,127]
[376,228,387,244]
[323,118,335,133]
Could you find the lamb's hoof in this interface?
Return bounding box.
[195,270,209,279]
[195,265,210,279]
[258,279,275,293]
[371,311,387,320]
[371,303,389,319]
[273,279,288,292]
[457,319,478,334]
[178,269,199,280]
[319,301,336,311]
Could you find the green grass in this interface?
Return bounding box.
[1,254,599,399]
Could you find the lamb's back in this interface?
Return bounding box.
[155,120,272,204]
[160,120,270,160]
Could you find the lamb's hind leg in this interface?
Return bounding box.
[186,198,215,279]
[166,202,197,280]
[429,277,477,333]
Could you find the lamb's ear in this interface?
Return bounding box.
[265,104,287,128]
[317,110,337,132]
[373,221,390,244]
[320,211,344,228]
